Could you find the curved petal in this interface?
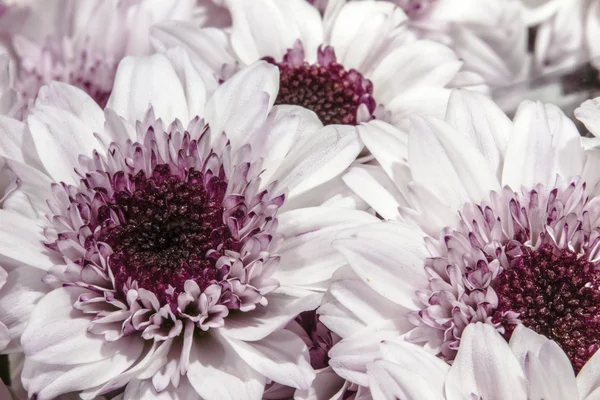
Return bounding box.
[276,207,378,285]
[187,333,264,400]
[332,221,429,309]
[22,287,143,365]
[445,323,527,400]
[221,329,315,389]
[503,101,584,189]
[107,53,190,125]
[368,360,445,400]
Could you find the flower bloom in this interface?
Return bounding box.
[0,51,376,399]
[318,89,600,393]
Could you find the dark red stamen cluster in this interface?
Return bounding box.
[98,164,238,306]
[264,43,376,125]
[492,244,600,373]
[295,310,336,369]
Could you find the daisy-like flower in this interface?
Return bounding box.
[317,89,600,392]
[0,50,377,399]
[152,0,481,130]
[1,0,204,118]
[366,322,600,399]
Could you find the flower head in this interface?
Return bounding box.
[319,89,600,391]
[0,51,375,399]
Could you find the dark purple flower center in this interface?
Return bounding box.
[492,244,600,373]
[97,164,238,307]
[295,310,337,369]
[263,41,376,125]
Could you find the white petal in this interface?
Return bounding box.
[526,340,578,400]
[228,0,323,64]
[35,82,104,134]
[22,287,144,365]
[0,116,28,163]
[0,266,47,353]
[187,333,264,400]
[204,61,278,147]
[576,345,600,400]
[444,89,512,177]
[371,41,462,105]
[0,210,58,270]
[294,366,345,400]
[445,323,527,400]
[409,115,501,209]
[276,207,378,285]
[328,320,403,387]
[576,98,600,138]
[222,329,315,389]
[123,377,200,400]
[342,164,408,220]
[221,291,321,341]
[333,221,429,309]
[368,360,445,400]
[508,324,549,369]
[22,351,141,400]
[162,47,208,121]
[358,121,409,185]
[502,101,584,189]
[28,105,103,185]
[107,53,189,125]
[271,124,361,198]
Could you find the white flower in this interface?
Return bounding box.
[1,0,203,118]
[151,0,480,130]
[318,89,600,392]
[367,323,600,400]
[0,50,376,399]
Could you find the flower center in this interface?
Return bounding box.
[263,41,376,125]
[98,164,238,308]
[45,117,283,336]
[492,244,600,373]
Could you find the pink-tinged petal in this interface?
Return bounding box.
[502,101,584,190]
[22,350,142,400]
[0,116,28,163]
[368,360,445,400]
[0,210,58,270]
[0,266,47,353]
[222,329,315,389]
[204,61,278,147]
[342,164,408,221]
[445,323,526,400]
[320,275,409,339]
[328,319,403,387]
[271,124,362,198]
[0,323,9,352]
[221,291,322,341]
[409,115,501,209]
[21,287,143,365]
[576,98,600,138]
[123,376,201,400]
[27,104,103,185]
[0,379,16,400]
[333,221,429,309]
[228,0,323,64]
[35,82,104,135]
[107,53,190,125]
[444,89,512,177]
[276,207,378,285]
[187,333,264,400]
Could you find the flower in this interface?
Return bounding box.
[0,51,377,399]
[318,89,600,391]
[366,322,600,399]
[1,0,203,118]
[152,0,480,130]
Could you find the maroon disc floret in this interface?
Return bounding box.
[263,41,376,125]
[492,244,600,373]
[97,164,239,307]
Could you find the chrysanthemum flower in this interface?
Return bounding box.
[152,0,480,130]
[0,51,376,399]
[366,322,600,399]
[318,89,600,392]
[1,0,205,118]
